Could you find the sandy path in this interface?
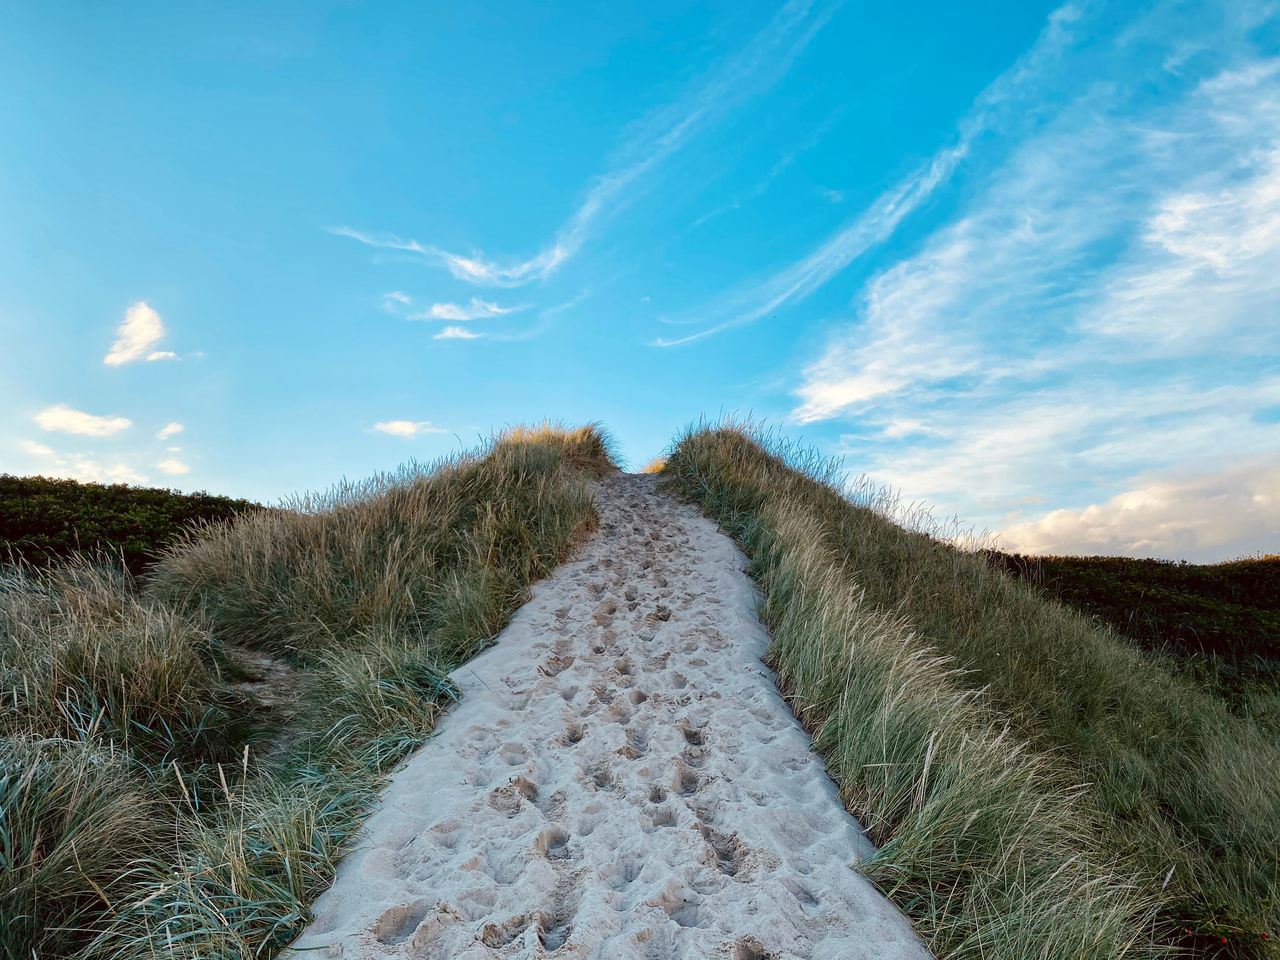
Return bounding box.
[287,474,930,960]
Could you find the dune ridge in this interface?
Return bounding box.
[287,473,928,959]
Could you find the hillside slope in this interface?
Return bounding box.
[664,424,1278,959]
[1,426,613,959]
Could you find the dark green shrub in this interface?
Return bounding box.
[0,474,260,575]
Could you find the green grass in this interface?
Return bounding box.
[0,473,261,574]
[0,737,163,957]
[0,562,247,766]
[0,424,616,959]
[662,423,1279,960]
[982,551,1280,729]
[8,416,1274,959]
[977,553,1280,661]
[147,423,612,663]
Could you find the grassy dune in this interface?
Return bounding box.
[0,424,616,959]
[5,418,1275,959]
[662,424,1279,960]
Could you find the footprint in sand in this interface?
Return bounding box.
[284,474,931,960]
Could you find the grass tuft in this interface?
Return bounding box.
[496,420,620,479]
[0,561,244,765]
[0,737,161,958]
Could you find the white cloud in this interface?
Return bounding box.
[167,445,181,452]
[332,0,837,286]
[817,187,844,203]
[654,4,1084,346]
[61,460,148,485]
[880,418,938,440]
[35,405,131,436]
[381,291,412,313]
[841,378,1280,513]
[415,298,523,322]
[17,437,154,486]
[434,326,482,340]
[996,454,1280,562]
[792,51,1280,420]
[156,458,190,476]
[372,420,449,437]
[1085,143,1280,351]
[104,301,174,365]
[822,373,1280,565]
[156,422,184,440]
[438,288,589,343]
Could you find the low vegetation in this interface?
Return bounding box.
[6,417,1275,959]
[0,424,616,959]
[662,423,1278,960]
[984,550,1280,728]
[0,473,261,574]
[979,552,1280,660]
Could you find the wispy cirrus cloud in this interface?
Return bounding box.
[372,419,448,437]
[428,290,591,343]
[332,0,840,287]
[795,52,1280,422]
[104,301,177,365]
[752,105,847,199]
[653,4,1083,347]
[35,404,132,436]
[685,107,848,233]
[433,325,482,340]
[788,8,1280,559]
[330,226,556,287]
[414,298,525,322]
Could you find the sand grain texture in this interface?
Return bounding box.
[287,474,930,960]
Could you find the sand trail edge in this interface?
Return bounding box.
[286,473,931,960]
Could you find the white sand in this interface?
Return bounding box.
[287,474,930,960]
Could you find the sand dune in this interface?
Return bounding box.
[286,474,930,959]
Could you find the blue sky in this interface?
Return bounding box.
[2,0,1278,561]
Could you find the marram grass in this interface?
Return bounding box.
[0,424,617,959]
[663,422,1279,960]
